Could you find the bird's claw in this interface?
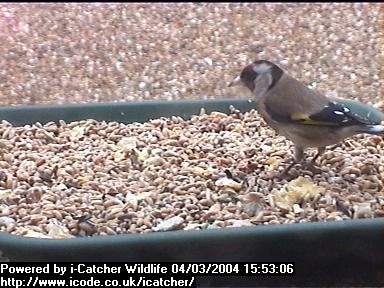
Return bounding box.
[303,160,323,174]
[273,161,298,180]
[273,158,322,180]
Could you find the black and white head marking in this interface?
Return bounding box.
[252,60,274,74]
[239,60,283,93]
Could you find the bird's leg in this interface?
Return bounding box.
[311,147,326,164]
[304,147,326,174]
[277,146,304,178]
[294,146,305,162]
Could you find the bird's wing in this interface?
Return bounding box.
[263,74,380,127]
[265,100,374,127]
[337,98,384,124]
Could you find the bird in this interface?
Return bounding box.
[228,60,384,175]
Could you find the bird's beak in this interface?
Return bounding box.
[228,76,242,87]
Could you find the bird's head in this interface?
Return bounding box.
[229,60,284,98]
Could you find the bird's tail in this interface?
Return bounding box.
[359,125,384,135]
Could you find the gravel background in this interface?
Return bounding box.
[0,3,382,107]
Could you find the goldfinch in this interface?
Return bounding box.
[229,60,384,174]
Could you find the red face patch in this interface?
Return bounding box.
[240,64,258,92]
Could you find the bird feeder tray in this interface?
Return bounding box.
[0,99,383,286]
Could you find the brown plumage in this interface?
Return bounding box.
[229,60,384,174]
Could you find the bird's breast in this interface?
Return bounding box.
[278,124,358,148]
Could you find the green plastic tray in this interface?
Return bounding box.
[0,99,383,287]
